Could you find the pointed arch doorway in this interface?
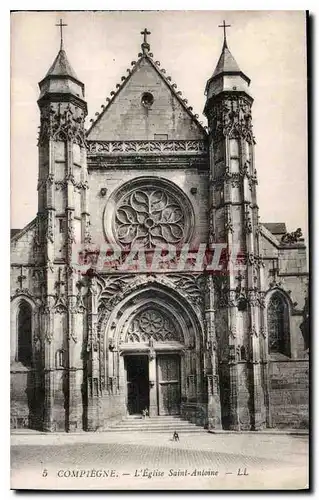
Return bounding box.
[121,306,184,417]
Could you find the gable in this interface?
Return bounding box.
[11,218,37,265]
[87,57,206,141]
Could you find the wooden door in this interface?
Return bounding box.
[157,355,180,415]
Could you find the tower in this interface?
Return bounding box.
[204,23,266,430]
[36,22,89,431]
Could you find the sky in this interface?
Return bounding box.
[10,10,308,239]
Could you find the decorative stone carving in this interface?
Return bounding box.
[38,103,86,147]
[84,220,92,244]
[244,208,253,234]
[235,271,247,310]
[213,275,229,309]
[114,185,192,248]
[168,274,205,309]
[87,140,207,155]
[229,327,237,339]
[247,289,258,307]
[281,228,303,245]
[87,314,99,351]
[224,206,233,233]
[209,95,254,144]
[32,218,42,251]
[55,177,88,191]
[126,308,183,343]
[250,325,258,338]
[45,211,54,244]
[53,268,67,312]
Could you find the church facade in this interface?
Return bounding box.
[10,26,309,432]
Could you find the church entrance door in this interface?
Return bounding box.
[125,355,149,415]
[157,354,181,415]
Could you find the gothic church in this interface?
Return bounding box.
[11,25,309,432]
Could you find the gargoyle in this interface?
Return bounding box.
[281,228,302,245]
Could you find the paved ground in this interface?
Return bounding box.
[11,431,309,490]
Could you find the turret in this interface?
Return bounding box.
[36,20,88,432]
[204,22,266,431]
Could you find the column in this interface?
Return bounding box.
[148,352,157,417]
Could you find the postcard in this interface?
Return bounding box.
[10,10,309,490]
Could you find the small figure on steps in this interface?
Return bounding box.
[172,430,179,441]
[142,408,149,419]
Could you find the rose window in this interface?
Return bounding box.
[139,310,164,335]
[114,186,191,248]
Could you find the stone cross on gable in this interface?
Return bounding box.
[141,28,151,44]
[140,28,151,54]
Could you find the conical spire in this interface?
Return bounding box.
[38,20,85,102]
[211,43,242,80]
[44,48,79,81]
[208,39,250,85]
[204,22,250,100]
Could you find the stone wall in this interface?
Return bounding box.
[269,360,309,429]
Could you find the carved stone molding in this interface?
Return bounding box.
[87,140,207,155]
[224,205,233,233]
[244,208,253,234]
[55,176,88,191]
[10,288,34,301]
[84,220,92,244]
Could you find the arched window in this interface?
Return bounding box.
[17,301,32,366]
[267,292,290,357]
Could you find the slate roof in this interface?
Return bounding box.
[206,40,250,91]
[263,223,287,235]
[44,48,80,81]
[11,229,22,239]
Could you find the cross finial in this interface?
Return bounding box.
[218,20,231,48]
[55,18,68,50]
[140,28,151,54]
[141,28,151,44]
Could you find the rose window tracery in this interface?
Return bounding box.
[115,188,187,248]
[126,309,183,343]
[105,179,194,249]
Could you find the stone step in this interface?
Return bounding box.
[107,416,204,432]
[115,421,200,427]
[106,427,204,433]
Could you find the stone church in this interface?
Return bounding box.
[11,25,309,432]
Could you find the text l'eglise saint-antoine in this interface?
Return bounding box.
[134,468,219,478]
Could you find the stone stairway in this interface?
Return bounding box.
[105,415,205,433]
